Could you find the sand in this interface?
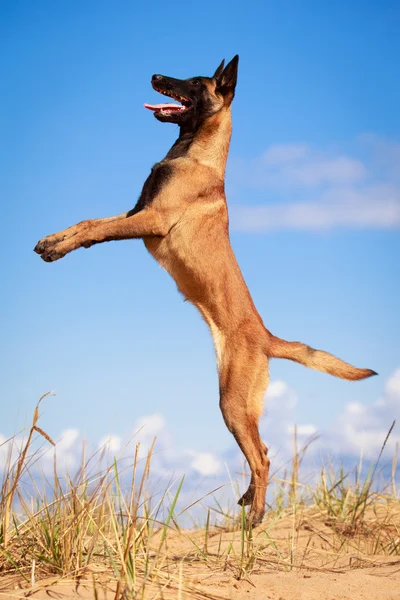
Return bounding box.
[1,505,399,600]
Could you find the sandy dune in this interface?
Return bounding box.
[2,504,399,600]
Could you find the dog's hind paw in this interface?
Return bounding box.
[246,507,265,529]
[238,489,254,507]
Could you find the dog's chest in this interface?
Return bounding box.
[143,222,206,301]
[129,163,172,216]
[144,229,226,369]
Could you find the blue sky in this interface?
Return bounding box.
[1,1,399,475]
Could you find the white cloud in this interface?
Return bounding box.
[0,434,17,470]
[266,379,290,398]
[57,428,79,450]
[259,379,304,463]
[98,435,122,453]
[385,367,400,398]
[291,156,366,186]
[0,428,81,475]
[263,143,309,165]
[265,379,297,414]
[233,143,367,190]
[134,413,166,438]
[288,424,317,436]
[359,134,400,183]
[325,368,400,458]
[39,428,80,473]
[189,452,222,476]
[132,413,172,460]
[232,186,400,232]
[229,136,400,232]
[260,368,400,463]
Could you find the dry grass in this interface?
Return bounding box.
[0,398,399,599]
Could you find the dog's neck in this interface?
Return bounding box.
[164,107,232,179]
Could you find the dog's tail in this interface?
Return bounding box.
[267,334,376,381]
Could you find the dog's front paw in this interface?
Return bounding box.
[39,246,66,262]
[34,230,66,254]
[35,234,84,262]
[34,223,89,260]
[34,238,51,255]
[34,236,69,262]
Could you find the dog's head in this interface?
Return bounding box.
[144,55,239,126]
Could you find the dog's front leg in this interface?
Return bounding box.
[34,209,170,263]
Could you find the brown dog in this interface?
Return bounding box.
[34,56,376,526]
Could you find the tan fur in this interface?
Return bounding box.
[35,63,375,527]
[268,336,374,381]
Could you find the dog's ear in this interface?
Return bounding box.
[215,55,239,97]
[213,59,225,80]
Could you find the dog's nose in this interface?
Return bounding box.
[152,74,163,82]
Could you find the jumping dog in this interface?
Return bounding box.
[34,56,376,526]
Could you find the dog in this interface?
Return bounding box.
[34,56,376,526]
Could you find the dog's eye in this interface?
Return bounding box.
[190,79,201,86]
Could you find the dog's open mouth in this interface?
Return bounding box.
[144,87,192,115]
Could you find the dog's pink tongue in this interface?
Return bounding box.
[144,103,182,111]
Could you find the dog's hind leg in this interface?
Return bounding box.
[237,439,268,507]
[218,330,270,526]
